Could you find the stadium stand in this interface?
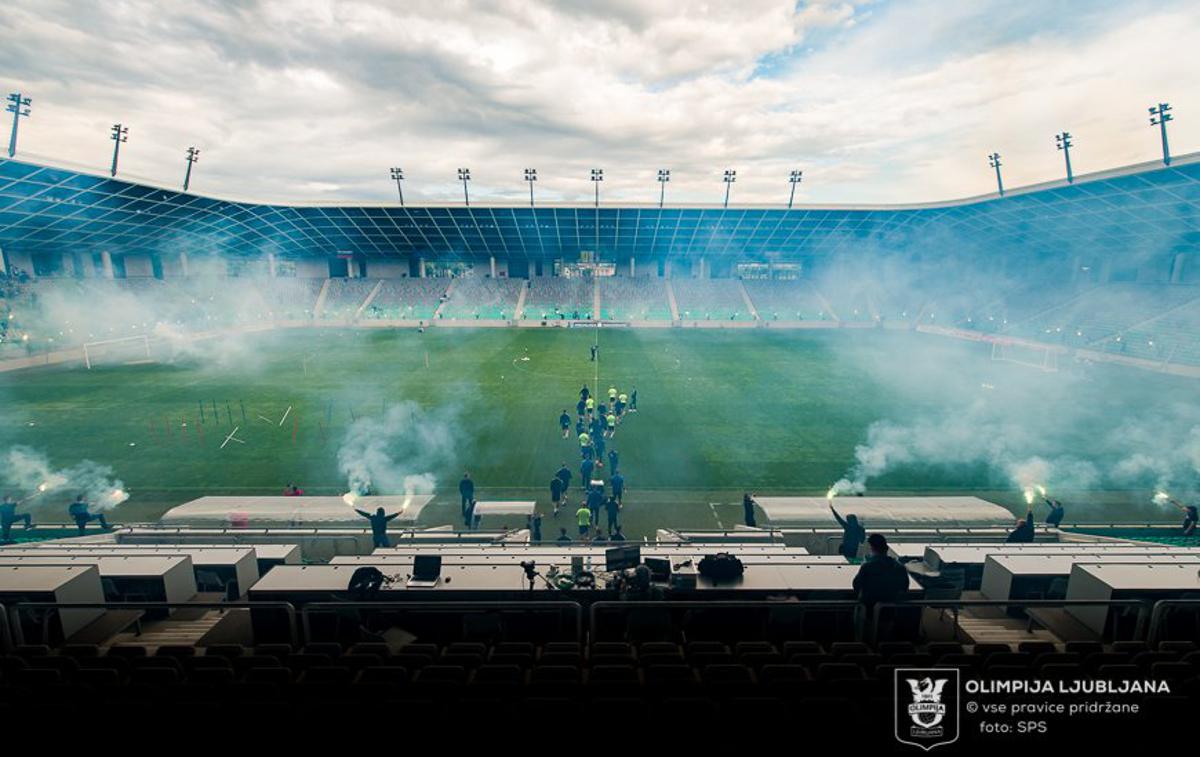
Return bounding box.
[362,277,447,320]
[1004,283,1200,347]
[599,276,671,321]
[741,280,832,321]
[1,529,1199,735]
[522,276,593,320]
[319,278,378,320]
[439,276,524,320]
[672,279,752,321]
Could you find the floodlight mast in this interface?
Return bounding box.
[988,153,1004,197]
[787,169,803,208]
[657,169,670,208]
[1054,131,1073,184]
[110,123,129,177]
[591,168,603,208]
[524,168,537,208]
[390,167,405,205]
[1149,103,1173,166]
[723,169,736,208]
[458,167,471,206]
[6,92,32,158]
[183,147,200,191]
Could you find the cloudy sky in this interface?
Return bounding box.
[3,0,1199,205]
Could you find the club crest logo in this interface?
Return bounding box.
[895,668,960,750]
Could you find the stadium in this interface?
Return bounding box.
[2,0,1200,746]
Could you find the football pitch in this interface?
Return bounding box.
[0,326,1190,536]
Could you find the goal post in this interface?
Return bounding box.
[990,339,1058,372]
[82,334,152,369]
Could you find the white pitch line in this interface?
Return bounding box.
[708,502,725,529]
[278,405,292,427]
[220,426,242,449]
[256,415,273,423]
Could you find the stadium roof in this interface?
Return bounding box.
[1,153,1198,261]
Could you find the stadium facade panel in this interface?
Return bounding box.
[0,153,1198,262]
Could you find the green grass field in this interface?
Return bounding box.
[0,326,1191,537]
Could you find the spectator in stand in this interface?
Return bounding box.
[68,495,109,534]
[355,506,401,548]
[459,473,475,519]
[1006,503,1036,543]
[1043,498,1065,527]
[283,483,304,496]
[851,534,909,636]
[830,503,866,560]
[743,492,758,528]
[1,493,33,541]
[1170,498,1198,537]
[556,527,572,544]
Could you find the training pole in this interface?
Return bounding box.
[226,402,233,426]
[211,399,218,422]
[240,400,246,423]
[199,400,205,423]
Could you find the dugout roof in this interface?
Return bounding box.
[1,152,1198,261]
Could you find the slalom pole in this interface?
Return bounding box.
[240,400,247,423]
[198,400,205,424]
[226,401,233,426]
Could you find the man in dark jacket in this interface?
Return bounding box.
[1006,504,1036,543]
[355,507,401,549]
[830,503,866,560]
[1043,498,1065,527]
[459,473,475,518]
[852,534,909,639]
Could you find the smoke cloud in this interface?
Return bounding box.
[2,445,130,510]
[337,401,462,501]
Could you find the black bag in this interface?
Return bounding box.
[347,566,387,599]
[698,553,745,583]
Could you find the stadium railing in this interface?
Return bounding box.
[300,601,584,644]
[5,601,299,650]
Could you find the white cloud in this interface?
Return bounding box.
[2,0,1198,205]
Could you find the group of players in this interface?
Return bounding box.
[547,382,639,541]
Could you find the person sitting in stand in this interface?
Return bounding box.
[283,482,304,496]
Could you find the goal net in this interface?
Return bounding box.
[82,335,152,369]
[990,340,1058,372]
